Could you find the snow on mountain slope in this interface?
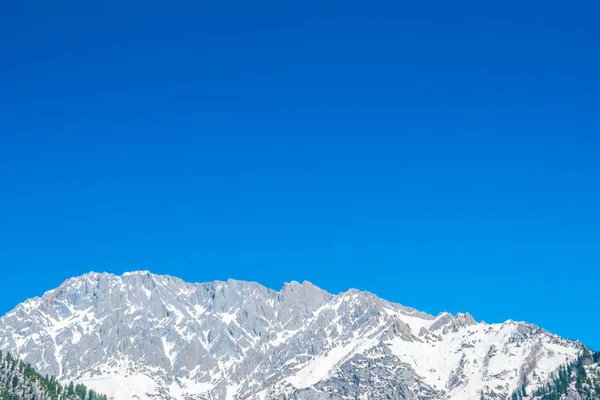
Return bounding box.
[0,271,586,400]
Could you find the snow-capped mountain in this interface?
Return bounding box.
[0,271,586,400]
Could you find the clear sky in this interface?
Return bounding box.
[1,1,599,349]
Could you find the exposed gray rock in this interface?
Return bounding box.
[0,271,587,400]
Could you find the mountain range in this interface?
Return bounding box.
[0,271,594,400]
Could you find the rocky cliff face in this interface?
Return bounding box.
[0,271,586,400]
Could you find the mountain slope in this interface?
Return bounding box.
[0,350,107,400]
[0,271,587,400]
[520,350,600,400]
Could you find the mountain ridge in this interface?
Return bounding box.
[18,270,537,328]
[0,270,589,400]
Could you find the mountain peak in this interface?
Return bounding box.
[122,270,153,276]
[0,271,586,400]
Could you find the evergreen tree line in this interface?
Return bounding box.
[508,349,600,400]
[0,351,107,400]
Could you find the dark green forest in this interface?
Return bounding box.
[0,351,107,400]
[509,350,600,400]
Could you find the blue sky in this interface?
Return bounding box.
[1,1,599,349]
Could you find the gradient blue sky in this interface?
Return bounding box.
[1,1,599,349]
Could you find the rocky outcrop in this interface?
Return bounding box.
[0,271,586,400]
